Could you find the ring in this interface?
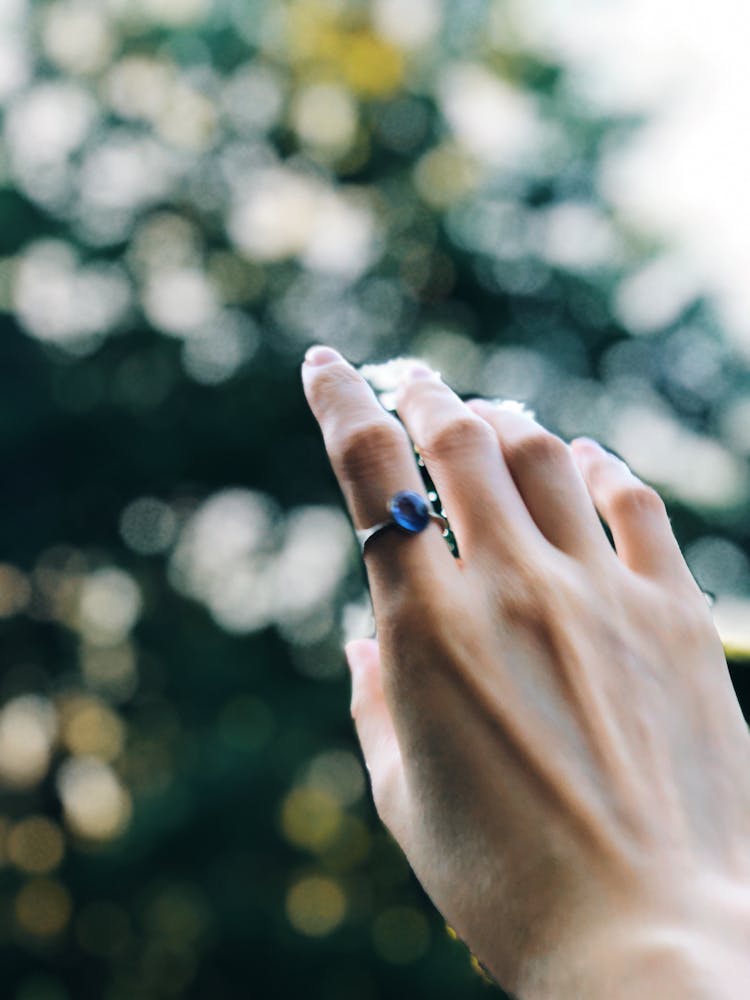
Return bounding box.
[355,490,448,554]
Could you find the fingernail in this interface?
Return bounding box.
[396,362,442,391]
[570,437,607,457]
[571,436,603,452]
[304,345,343,367]
[406,362,434,381]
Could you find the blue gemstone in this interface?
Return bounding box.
[389,491,430,533]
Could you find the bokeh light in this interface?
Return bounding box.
[58,694,126,761]
[281,787,342,853]
[77,568,142,647]
[0,697,57,791]
[286,874,347,937]
[56,757,132,842]
[0,565,32,617]
[14,879,73,939]
[119,498,177,556]
[7,818,65,876]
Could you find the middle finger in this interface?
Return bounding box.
[395,365,542,564]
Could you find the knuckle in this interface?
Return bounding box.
[608,480,665,520]
[333,418,406,482]
[503,430,569,472]
[494,552,556,620]
[420,414,495,459]
[663,588,718,642]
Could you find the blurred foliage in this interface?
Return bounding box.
[0,0,748,998]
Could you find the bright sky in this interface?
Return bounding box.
[517,0,750,355]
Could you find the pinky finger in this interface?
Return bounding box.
[345,639,409,832]
[570,438,692,583]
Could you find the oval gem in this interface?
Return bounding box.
[389,491,430,533]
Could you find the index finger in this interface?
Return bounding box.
[301,346,458,598]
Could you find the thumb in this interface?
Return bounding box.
[345,638,408,827]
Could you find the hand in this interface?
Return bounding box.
[301,346,750,998]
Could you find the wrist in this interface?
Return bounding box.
[510,874,750,1000]
[543,925,750,1000]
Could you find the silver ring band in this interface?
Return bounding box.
[356,511,447,555]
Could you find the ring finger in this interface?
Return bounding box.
[466,400,613,561]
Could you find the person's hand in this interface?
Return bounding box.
[301,346,750,998]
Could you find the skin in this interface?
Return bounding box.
[301,345,750,998]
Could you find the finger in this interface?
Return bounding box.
[466,400,611,561]
[570,437,691,580]
[394,366,540,563]
[345,639,408,828]
[302,346,458,594]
